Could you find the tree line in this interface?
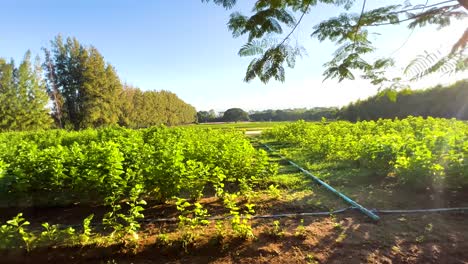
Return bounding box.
[339,80,468,121]
[197,80,467,123]
[250,107,338,122]
[0,35,196,132]
[118,85,196,128]
[197,107,338,123]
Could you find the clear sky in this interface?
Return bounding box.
[1,0,466,112]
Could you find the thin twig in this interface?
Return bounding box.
[368,4,460,27]
[351,0,367,50]
[278,5,311,46]
[389,0,456,15]
[389,0,429,56]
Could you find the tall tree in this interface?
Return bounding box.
[118,84,137,127]
[81,47,122,127]
[47,35,123,129]
[0,59,18,130]
[28,54,54,130]
[50,35,89,129]
[197,111,211,123]
[43,47,63,128]
[0,52,52,131]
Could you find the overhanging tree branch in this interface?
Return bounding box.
[389,0,457,15]
[278,4,311,46]
[368,4,461,27]
[352,0,367,47]
[205,0,468,84]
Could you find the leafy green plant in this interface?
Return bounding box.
[214,220,227,243]
[267,220,284,238]
[0,126,275,207]
[119,184,147,241]
[37,223,76,247]
[156,233,171,247]
[103,184,146,243]
[223,193,255,239]
[295,219,307,238]
[305,253,319,264]
[80,214,94,244]
[0,213,34,251]
[175,198,210,251]
[102,191,124,238]
[267,184,281,199]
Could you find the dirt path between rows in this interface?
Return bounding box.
[2,211,467,264]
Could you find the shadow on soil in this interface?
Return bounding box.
[2,211,468,264]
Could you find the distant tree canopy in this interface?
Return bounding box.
[197,110,217,123]
[222,108,249,122]
[118,85,196,128]
[197,80,468,123]
[204,0,467,86]
[339,79,468,121]
[196,107,337,123]
[249,107,338,121]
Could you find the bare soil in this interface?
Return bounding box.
[1,194,468,264]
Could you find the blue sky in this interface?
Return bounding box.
[1,0,466,111]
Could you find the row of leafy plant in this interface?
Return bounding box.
[262,117,468,188]
[0,189,262,252]
[0,126,275,207]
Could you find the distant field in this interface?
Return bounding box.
[183,121,291,130]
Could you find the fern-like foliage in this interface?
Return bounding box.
[228,9,296,42]
[405,27,467,81]
[404,49,467,81]
[204,0,467,84]
[244,43,306,83]
[312,2,467,83]
[218,0,356,83]
[407,4,467,29]
[238,38,279,57]
[201,0,236,9]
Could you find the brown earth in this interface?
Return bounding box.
[1,197,468,264]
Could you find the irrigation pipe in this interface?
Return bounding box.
[262,143,381,221]
[139,206,468,223]
[374,207,468,214]
[140,208,353,223]
[14,206,468,231]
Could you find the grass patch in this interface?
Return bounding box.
[183,121,289,131]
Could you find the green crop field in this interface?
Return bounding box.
[262,117,468,188]
[3,0,468,261]
[0,126,274,207]
[260,117,468,209]
[1,117,467,263]
[0,125,276,252]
